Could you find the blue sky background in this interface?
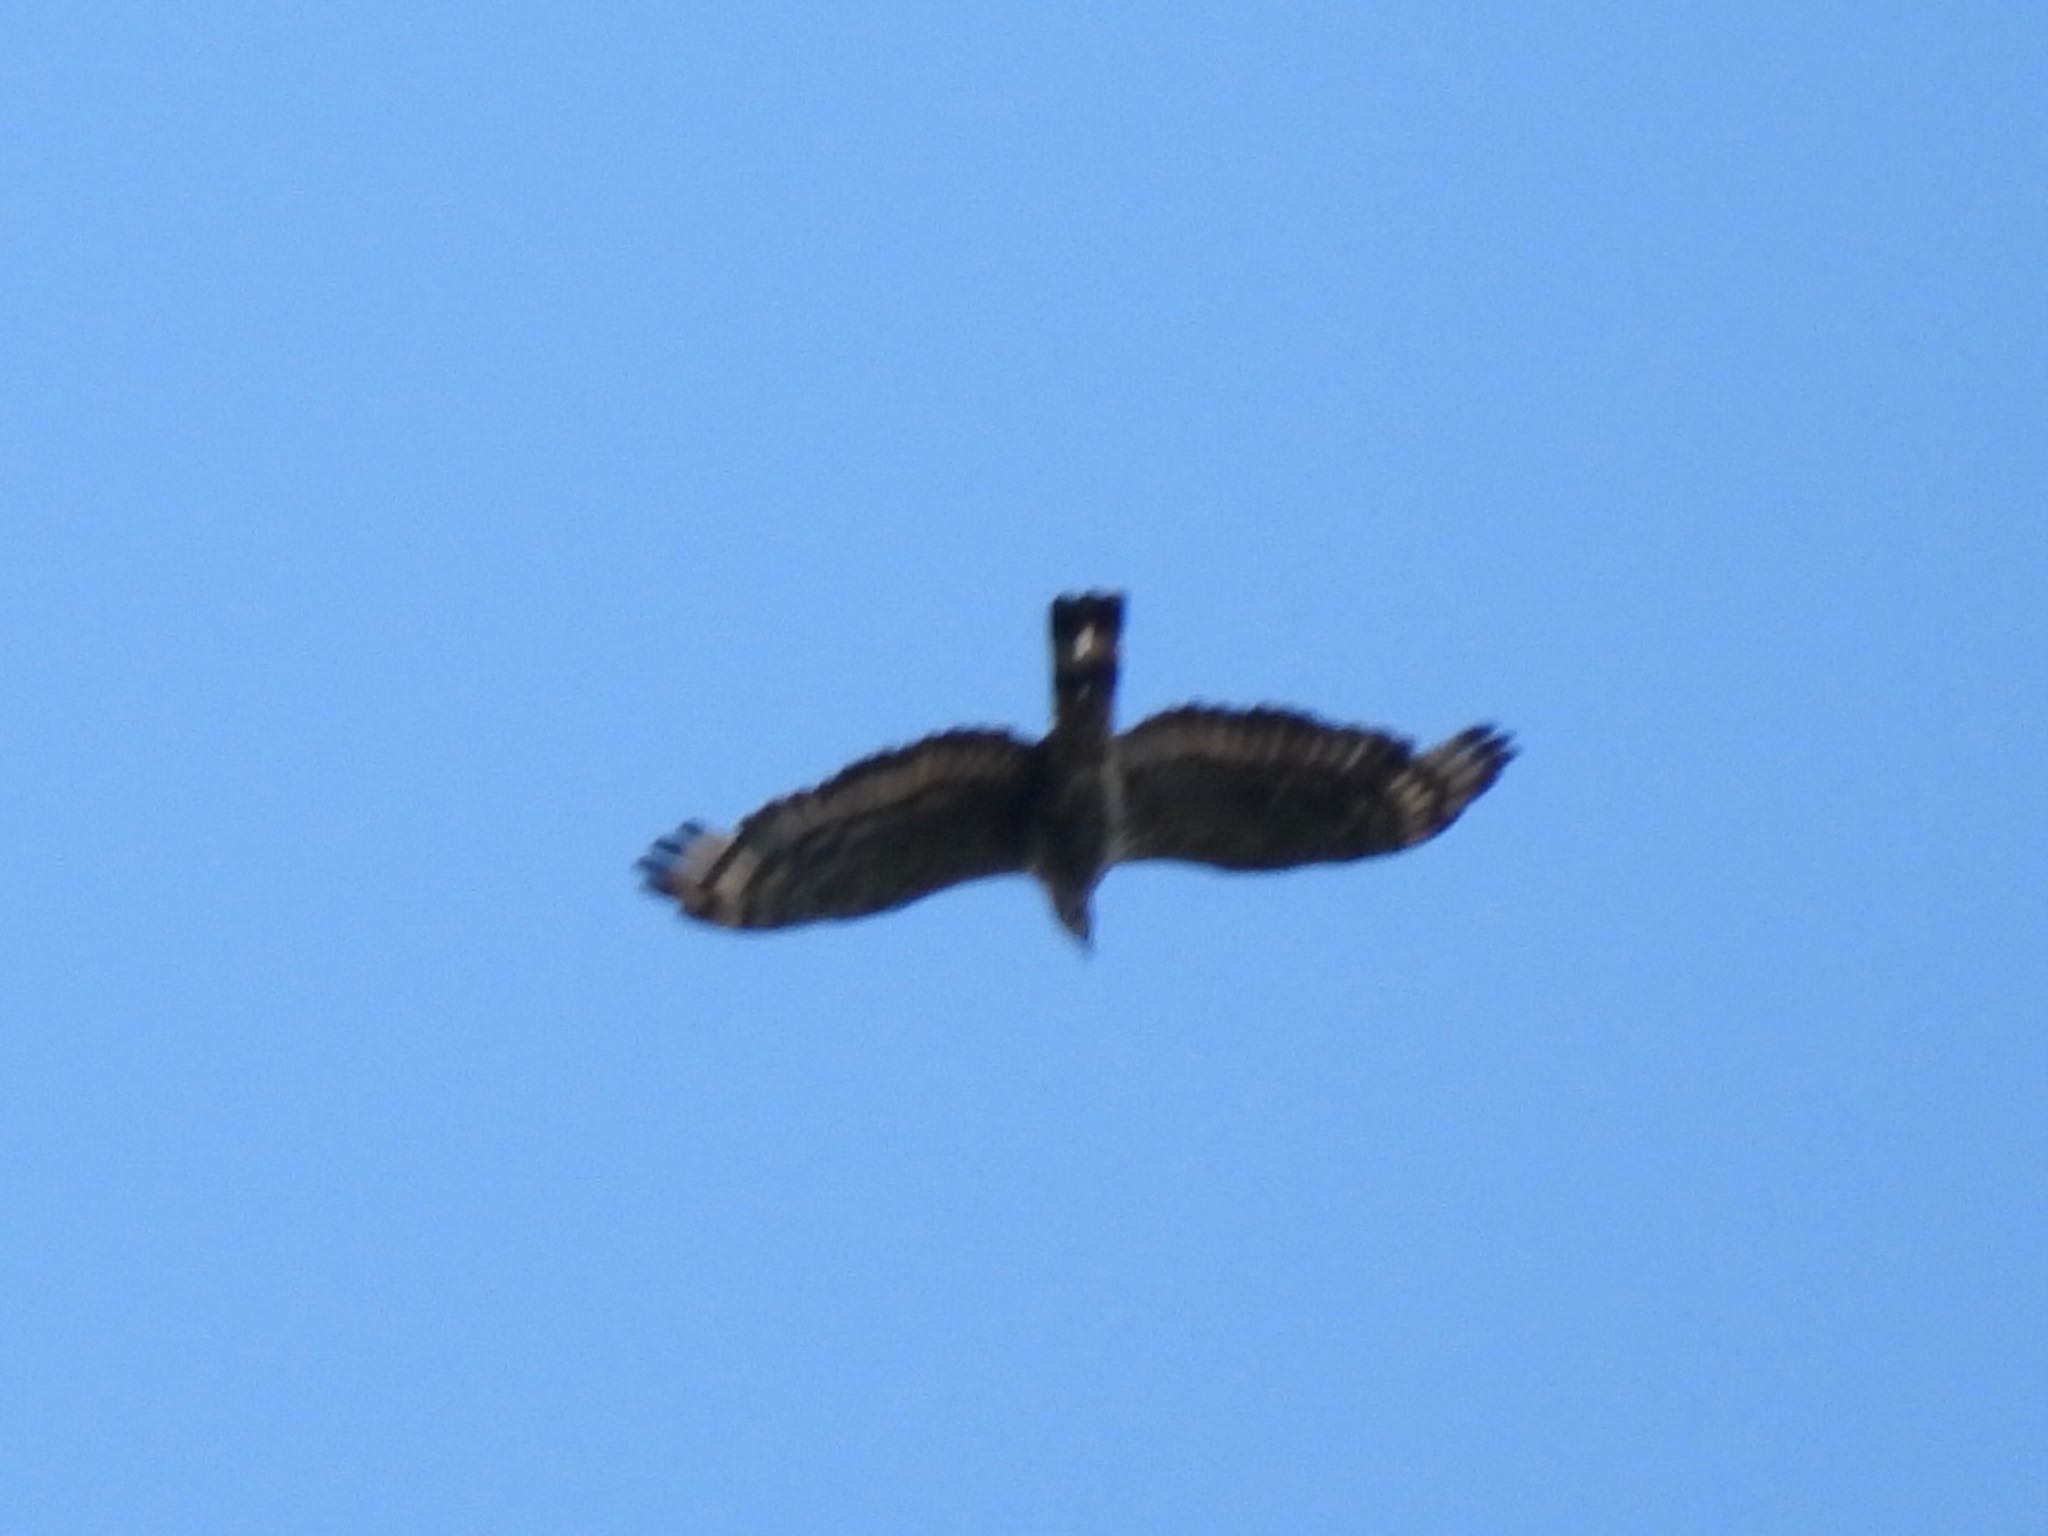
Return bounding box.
[7,3,2044,1531]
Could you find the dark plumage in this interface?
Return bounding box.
[639,591,1512,945]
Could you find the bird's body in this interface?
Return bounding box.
[639,592,1511,945]
[1028,593,1124,940]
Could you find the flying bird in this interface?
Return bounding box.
[639,592,1512,945]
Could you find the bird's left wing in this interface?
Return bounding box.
[1114,705,1512,870]
[640,728,1037,929]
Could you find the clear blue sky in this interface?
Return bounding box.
[7,3,2044,1531]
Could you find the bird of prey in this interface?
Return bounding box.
[638,592,1512,946]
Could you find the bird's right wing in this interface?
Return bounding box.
[1114,705,1512,870]
[639,728,1037,928]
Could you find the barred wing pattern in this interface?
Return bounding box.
[1114,706,1514,870]
[639,728,1036,928]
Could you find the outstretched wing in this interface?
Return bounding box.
[1114,706,1512,869]
[639,728,1036,929]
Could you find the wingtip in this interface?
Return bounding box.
[1416,724,1517,823]
[636,820,708,897]
[1467,723,1517,784]
[1474,723,1517,767]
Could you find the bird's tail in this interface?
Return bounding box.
[1049,591,1124,733]
[1400,725,1516,844]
